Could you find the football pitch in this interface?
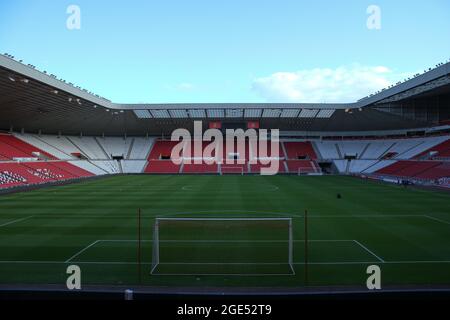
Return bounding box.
[0,175,449,290]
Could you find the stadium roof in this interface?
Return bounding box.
[1,54,449,136]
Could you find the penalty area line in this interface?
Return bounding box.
[0,216,34,228]
[424,215,450,226]
[65,240,101,263]
[353,240,385,263]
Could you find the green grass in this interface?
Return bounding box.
[0,175,449,289]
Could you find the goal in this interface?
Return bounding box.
[221,166,245,175]
[297,166,319,175]
[297,167,312,175]
[151,218,294,275]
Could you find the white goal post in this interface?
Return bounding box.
[151,217,294,276]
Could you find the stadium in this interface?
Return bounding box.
[1,52,450,297]
[0,1,449,303]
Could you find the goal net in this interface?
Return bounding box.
[297,166,320,175]
[298,167,313,175]
[151,218,294,275]
[221,166,245,175]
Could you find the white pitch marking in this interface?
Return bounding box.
[181,185,279,192]
[424,215,450,226]
[1,260,450,265]
[98,239,354,243]
[353,240,385,263]
[65,240,101,263]
[0,216,34,227]
[151,273,294,277]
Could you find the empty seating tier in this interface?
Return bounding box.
[0,135,56,160]
[375,160,448,181]
[286,160,318,173]
[0,161,94,189]
[145,160,180,173]
[284,142,317,160]
[183,163,219,173]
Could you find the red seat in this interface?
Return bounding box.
[0,135,56,160]
[249,161,286,173]
[284,142,317,160]
[145,160,180,173]
[183,163,218,173]
[0,161,95,189]
[415,139,450,159]
[148,141,181,160]
[376,160,447,180]
[416,162,450,180]
[286,160,318,173]
[51,161,94,178]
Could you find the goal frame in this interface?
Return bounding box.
[297,167,316,175]
[150,217,294,275]
[220,166,245,175]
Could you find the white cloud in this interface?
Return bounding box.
[177,83,195,91]
[252,64,408,103]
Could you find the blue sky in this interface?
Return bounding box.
[0,0,449,103]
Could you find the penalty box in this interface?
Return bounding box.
[66,232,383,276]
